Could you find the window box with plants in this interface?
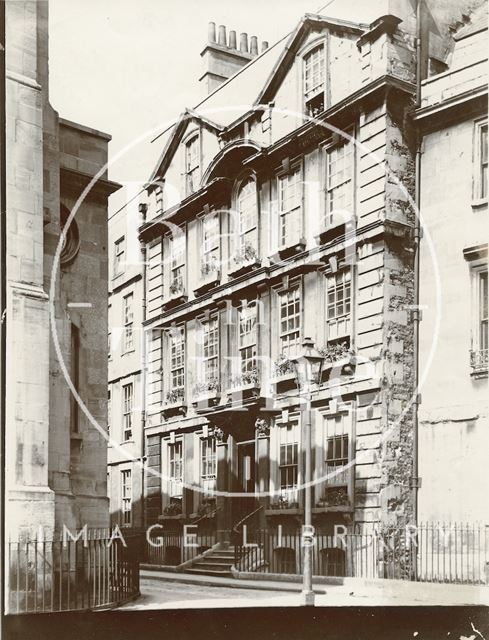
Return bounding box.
[192,378,220,408]
[265,495,301,516]
[270,354,297,393]
[319,341,356,377]
[190,496,217,520]
[194,257,220,296]
[229,242,261,278]
[227,368,261,400]
[164,279,188,309]
[162,387,187,418]
[314,486,352,513]
[160,499,185,520]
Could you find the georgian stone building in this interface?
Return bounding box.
[4,0,119,539]
[416,5,488,524]
[107,0,488,555]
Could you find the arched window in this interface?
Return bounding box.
[236,177,258,263]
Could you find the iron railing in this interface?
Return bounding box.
[234,523,489,585]
[6,530,141,615]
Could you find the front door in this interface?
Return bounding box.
[237,441,255,493]
[232,441,257,527]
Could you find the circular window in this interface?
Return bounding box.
[60,205,80,267]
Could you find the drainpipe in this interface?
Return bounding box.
[0,0,6,589]
[139,235,147,531]
[411,0,425,526]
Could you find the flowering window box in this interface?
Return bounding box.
[227,370,261,401]
[319,343,356,378]
[162,389,187,418]
[270,356,297,393]
[229,244,261,278]
[163,282,188,310]
[192,380,220,409]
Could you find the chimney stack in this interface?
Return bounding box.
[200,22,267,96]
[240,32,249,53]
[250,35,258,56]
[218,24,227,46]
[261,40,269,52]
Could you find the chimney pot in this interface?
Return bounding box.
[208,22,216,43]
[250,35,258,56]
[261,40,269,52]
[229,30,237,49]
[218,24,227,46]
[240,32,249,53]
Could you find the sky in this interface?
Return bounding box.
[49,0,386,206]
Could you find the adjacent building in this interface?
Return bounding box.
[416,5,488,524]
[5,0,119,539]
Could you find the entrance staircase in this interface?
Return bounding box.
[183,546,235,577]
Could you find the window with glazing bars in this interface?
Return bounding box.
[279,422,299,503]
[478,270,488,353]
[477,121,488,199]
[202,316,219,384]
[279,287,301,358]
[114,237,125,275]
[327,270,351,341]
[200,436,217,496]
[326,138,354,219]
[238,303,257,374]
[237,178,258,256]
[278,167,302,247]
[122,383,133,441]
[123,293,134,352]
[202,214,220,273]
[169,441,183,499]
[185,135,200,195]
[121,469,132,525]
[170,231,185,294]
[324,414,349,486]
[304,45,325,116]
[170,326,185,393]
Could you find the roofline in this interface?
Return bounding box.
[149,109,224,184]
[59,117,112,141]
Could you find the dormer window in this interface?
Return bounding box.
[303,44,325,118]
[185,134,200,195]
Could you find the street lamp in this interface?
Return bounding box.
[291,337,326,607]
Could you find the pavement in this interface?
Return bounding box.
[117,568,489,610]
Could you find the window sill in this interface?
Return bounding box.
[112,272,124,281]
[312,505,353,514]
[194,274,220,297]
[121,439,135,445]
[228,259,261,279]
[158,514,186,522]
[470,368,488,379]
[471,198,488,211]
[277,238,307,261]
[121,349,135,356]
[265,508,302,516]
[163,292,188,310]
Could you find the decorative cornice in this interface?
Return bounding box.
[60,167,121,200]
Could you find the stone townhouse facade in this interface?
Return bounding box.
[107,202,145,530]
[415,6,488,524]
[106,0,488,551]
[4,0,119,539]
